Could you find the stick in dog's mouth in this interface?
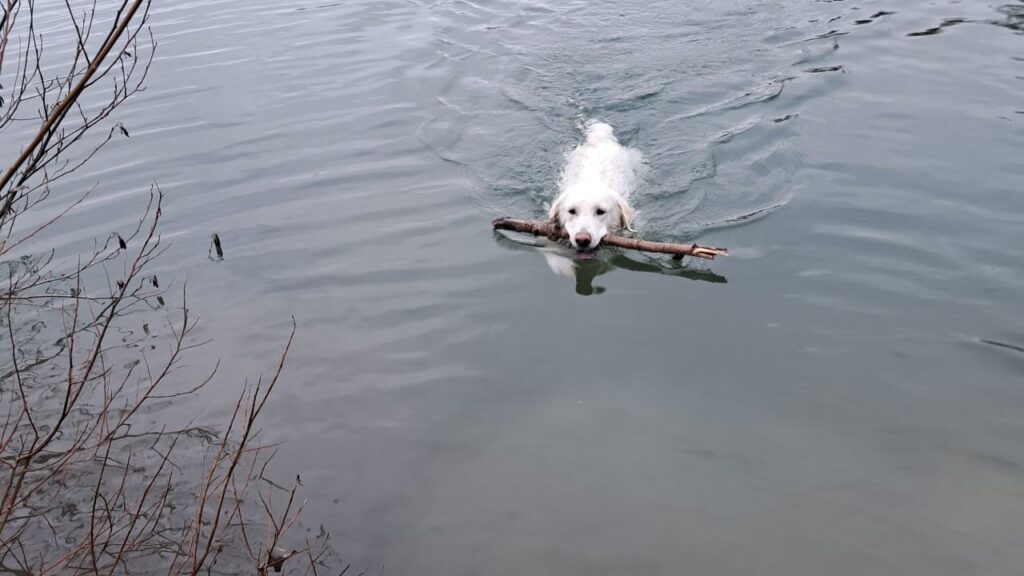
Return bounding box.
[490,217,728,260]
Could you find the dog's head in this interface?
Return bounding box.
[549,185,632,257]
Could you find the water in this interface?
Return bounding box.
[10,0,1024,573]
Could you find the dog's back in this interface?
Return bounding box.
[562,122,644,198]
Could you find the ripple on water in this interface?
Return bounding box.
[8,0,1024,573]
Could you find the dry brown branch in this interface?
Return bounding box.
[0,0,153,237]
[0,2,341,574]
[2,195,334,574]
[491,217,729,260]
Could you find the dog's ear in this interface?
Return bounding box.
[548,195,564,223]
[616,196,634,232]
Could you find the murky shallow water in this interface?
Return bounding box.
[11,0,1024,573]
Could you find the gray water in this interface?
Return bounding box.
[15,0,1024,573]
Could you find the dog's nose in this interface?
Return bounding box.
[575,232,592,248]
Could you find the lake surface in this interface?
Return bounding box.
[15,0,1024,573]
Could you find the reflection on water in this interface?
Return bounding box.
[995,3,1024,31]
[906,2,1024,35]
[907,17,969,36]
[568,254,729,296]
[492,231,728,296]
[10,0,1024,573]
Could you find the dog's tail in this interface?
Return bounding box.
[584,121,617,144]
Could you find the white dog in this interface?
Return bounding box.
[547,122,644,263]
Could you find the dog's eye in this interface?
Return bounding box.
[595,208,607,216]
[567,208,577,215]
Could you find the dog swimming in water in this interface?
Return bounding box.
[542,121,645,278]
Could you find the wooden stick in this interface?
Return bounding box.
[491,217,728,260]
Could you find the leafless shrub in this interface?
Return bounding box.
[0,2,338,574]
